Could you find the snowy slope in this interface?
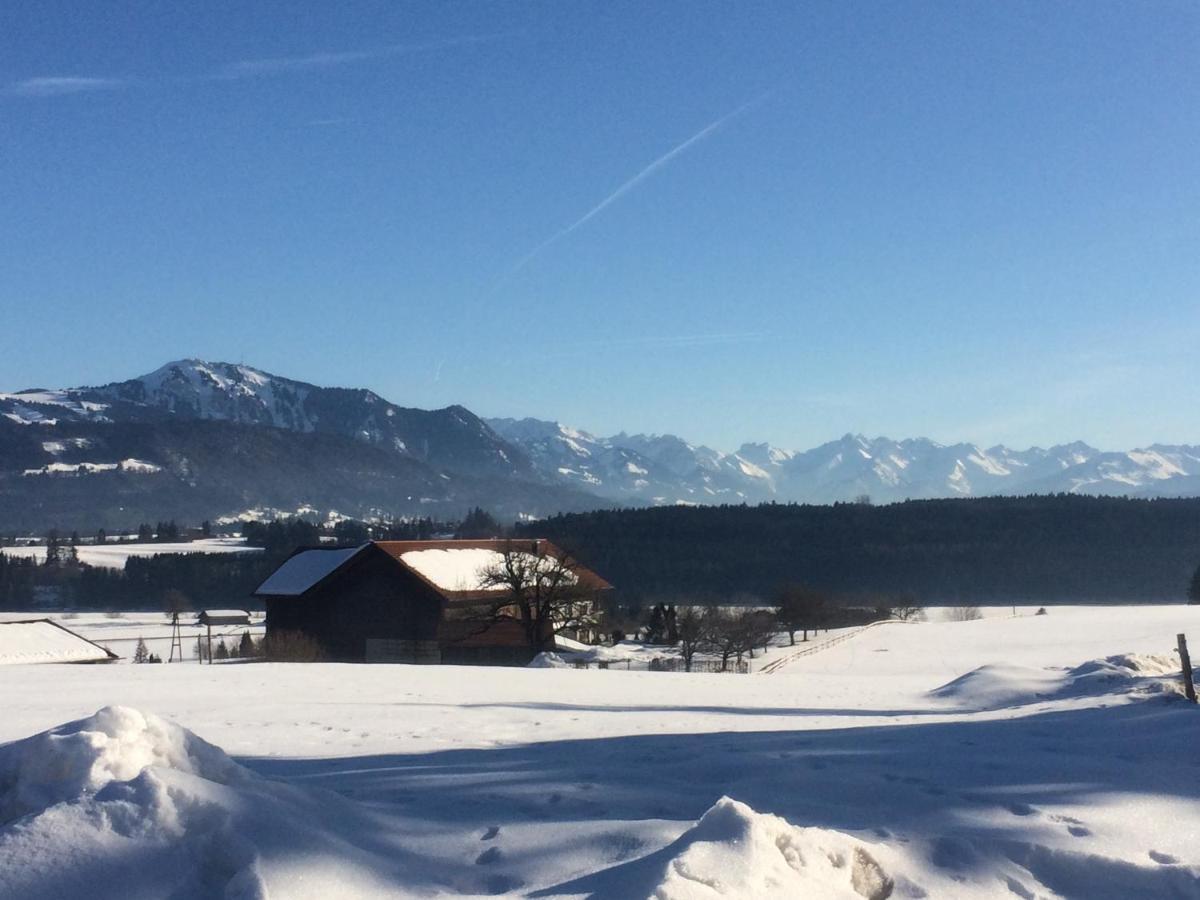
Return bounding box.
[1,605,1198,898]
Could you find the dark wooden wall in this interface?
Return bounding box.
[265,546,536,665]
[266,546,442,662]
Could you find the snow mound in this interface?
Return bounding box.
[0,708,418,899]
[931,653,1183,709]
[0,706,244,824]
[649,797,896,900]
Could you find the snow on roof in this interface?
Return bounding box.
[254,545,364,596]
[399,548,574,593]
[196,609,252,624]
[0,620,117,665]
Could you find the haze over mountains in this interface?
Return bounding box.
[1,359,1197,531]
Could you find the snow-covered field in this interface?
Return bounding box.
[0,611,265,664]
[2,605,1199,898]
[0,537,262,569]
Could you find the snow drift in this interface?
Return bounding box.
[0,707,409,900]
[647,797,896,900]
[930,653,1184,709]
[0,705,243,825]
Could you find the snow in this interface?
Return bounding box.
[967,451,1011,476]
[1,605,1198,898]
[736,458,770,479]
[596,797,900,899]
[21,458,162,476]
[0,612,264,665]
[0,620,113,665]
[1,538,261,570]
[400,547,575,593]
[254,545,363,596]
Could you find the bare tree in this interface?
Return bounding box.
[948,605,982,622]
[775,585,826,644]
[162,588,191,620]
[676,607,706,672]
[477,541,601,653]
[702,608,762,670]
[892,593,924,622]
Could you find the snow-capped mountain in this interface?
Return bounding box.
[2,359,1198,533]
[0,361,600,531]
[485,419,775,504]
[3,359,529,479]
[488,420,1200,505]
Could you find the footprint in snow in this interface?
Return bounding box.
[1003,875,1036,899]
[476,847,503,866]
[1005,802,1037,817]
[481,826,500,841]
[1149,850,1179,865]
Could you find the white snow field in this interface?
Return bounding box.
[0,537,262,569]
[1,605,1199,898]
[0,612,266,665]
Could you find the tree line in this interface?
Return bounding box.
[519,495,1200,604]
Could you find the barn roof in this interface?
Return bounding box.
[0,619,119,665]
[375,539,612,600]
[253,545,365,596]
[197,609,252,626]
[253,539,611,600]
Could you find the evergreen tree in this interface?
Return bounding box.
[133,638,150,664]
[457,507,502,539]
[1189,563,1200,605]
[44,529,62,567]
[238,631,256,658]
[647,604,668,643]
[215,639,229,660]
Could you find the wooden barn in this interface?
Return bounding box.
[253,539,610,665]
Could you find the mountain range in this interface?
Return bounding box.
[1,359,1197,532]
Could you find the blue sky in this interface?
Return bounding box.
[2,2,1196,451]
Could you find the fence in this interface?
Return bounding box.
[567,657,750,674]
[650,657,750,674]
[758,619,911,674]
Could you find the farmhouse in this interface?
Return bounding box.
[253,539,610,664]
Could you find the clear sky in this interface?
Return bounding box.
[2,2,1197,452]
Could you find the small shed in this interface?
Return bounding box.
[197,609,252,627]
[0,619,119,665]
[196,609,253,664]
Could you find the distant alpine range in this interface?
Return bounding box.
[1,359,1196,531]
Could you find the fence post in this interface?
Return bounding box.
[1179,634,1197,703]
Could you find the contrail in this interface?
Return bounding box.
[500,91,771,282]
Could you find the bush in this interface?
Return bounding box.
[104,610,124,619]
[949,605,982,622]
[262,630,324,662]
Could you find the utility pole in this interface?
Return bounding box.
[1178,634,1196,703]
[167,612,183,663]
